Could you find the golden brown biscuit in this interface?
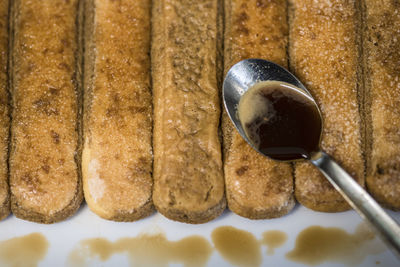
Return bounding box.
[223,0,295,219]
[152,0,226,223]
[9,0,83,223]
[289,0,364,212]
[363,0,400,210]
[82,0,154,221]
[0,0,10,220]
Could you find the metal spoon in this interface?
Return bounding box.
[223,58,400,258]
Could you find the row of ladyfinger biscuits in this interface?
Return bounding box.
[0,0,399,224]
[226,0,400,216]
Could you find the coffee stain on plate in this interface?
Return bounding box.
[69,232,212,267]
[0,232,49,267]
[286,223,386,266]
[69,223,382,267]
[211,226,262,267]
[261,230,288,255]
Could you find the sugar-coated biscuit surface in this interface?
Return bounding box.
[364,0,400,210]
[152,0,225,223]
[10,0,83,223]
[82,0,154,221]
[0,0,10,220]
[289,0,364,211]
[223,0,295,219]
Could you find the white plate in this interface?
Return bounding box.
[0,203,399,267]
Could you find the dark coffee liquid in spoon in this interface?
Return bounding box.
[238,81,322,161]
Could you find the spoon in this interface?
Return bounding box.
[223,58,400,257]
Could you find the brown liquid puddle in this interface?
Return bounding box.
[211,226,261,267]
[69,224,384,266]
[0,233,49,267]
[211,227,288,267]
[238,81,322,160]
[286,224,386,266]
[69,233,212,267]
[261,230,288,255]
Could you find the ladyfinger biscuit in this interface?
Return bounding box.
[152,0,226,223]
[0,0,9,220]
[9,0,83,223]
[82,0,154,221]
[289,0,364,212]
[363,0,400,210]
[223,0,295,219]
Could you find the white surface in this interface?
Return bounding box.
[0,203,399,267]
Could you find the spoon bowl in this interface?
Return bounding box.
[223,59,312,152]
[223,58,400,258]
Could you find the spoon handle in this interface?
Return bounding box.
[310,151,400,258]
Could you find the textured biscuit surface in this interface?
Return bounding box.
[363,0,400,210]
[152,0,225,223]
[10,0,83,223]
[289,0,364,212]
[223,0,295,219]
[83,0,154,221]
[0,0,9,220]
